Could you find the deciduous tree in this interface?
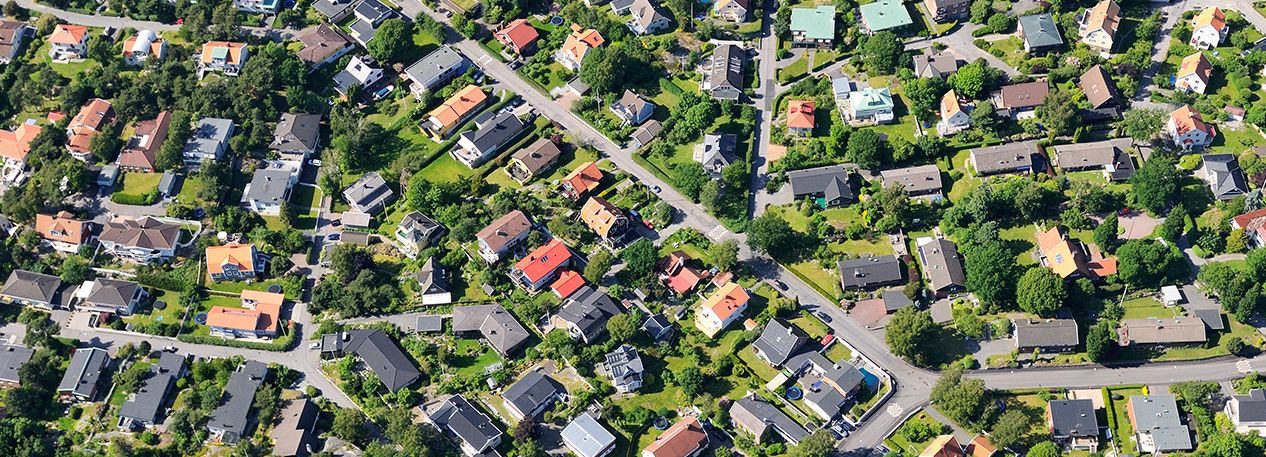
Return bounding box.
[1086,322,1115,362]
[885,307,934,364]
[1130,157,1183,215]
[1017,267,1067,317]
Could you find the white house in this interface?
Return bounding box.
[1226,389,1266,434]
[1167,106,1215,150]
[1175,52,1212,94]
[938,90,970,136]
[200,42,250,77]
[609,90,655,126]
[48,25,88,60]
[121,30,168,66]
[333,56,384,100]
[1190,7,1228,50]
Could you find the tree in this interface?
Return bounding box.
[970,101,998,134]
[969,0,990,23]
[1159,203,1186,244]
[156,111,192,171]
[964,241,1016,305]
[1086,322,1115,362]
[1227,229,1249,253]
[707,239,739,272]
[1227,336,1246,355]
[846,128,887,168]
[584,250,613,284]
[929,367,990,425]
[790,430,836,457]
[861,32,903,74]
[3,1,23,19]
[674,367,706,397]
[367,18,414,63]
[620,239,658,280]
[885,307,934,363]
[674,162,710,200]
[700,180,723,213]
[1017,268,1067,317]
[1095,213,1119,253]
[1035,88,1080,138]
[1130,157,1183,215]
[1116,239,1185,287]
[332,409,368,445]
[515,440,547,457]
[513,416,538,444]
[578,44,660,96]
[1122,107,1166,141]
[989,409,1032,449]
[747,212,798,258]
[606,313,637,342]
[722,162,748,190]
[60,255,89,284]
[1027,442,1060,457]
[952,61,990,99]
[452,14,478,38]
[88,34,115,65]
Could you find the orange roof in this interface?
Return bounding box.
[787,100,815,129]
[0,123,40,162]
[1035,226,1065,253]
[561,26,604,63]
[122,34,166,58]
[551,270,586,298]
[1083,0,1120,37]
[920,436,964,457]
[427,85,487,130]
[241,289,284,308]
[964,436,996,457]
[496,18,539,50]
[1233,208,1266,230]
[49,25,87,45]
[1088,258,1118,277]
[1194,7,1226,33]
[206,243,257,275]
[743,319,758,331]
[70,99,114,131]
[1177,52,1212,81]
[563,161,603,195]
[255,300,281,333]
[35,211,90,245]
[643,417,709,457]
[666,266,703,294]
[1170,105,1213,136]
[579,196,626,239]
[1037,227,1089,279]
[513,239,572,283]
[201,41,247,65]
[205,306,260,331]
[940,90,963,118]
[701,282,749,322]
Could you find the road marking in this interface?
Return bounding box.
[1239,360,1254,373]
[707,225,730,241]
[887,403,903,417]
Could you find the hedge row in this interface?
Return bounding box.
[659,78,684,96]
[177,322,299,352]
[112,190,159,206]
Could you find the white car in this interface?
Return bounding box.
[309,159,322,167]
[309,342,321,350]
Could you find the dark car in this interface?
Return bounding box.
[775,280,787,290]
[817,311,833,323]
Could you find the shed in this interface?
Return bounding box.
[342,211,373,229]
[341,231,371,246]
[1160,285,1183,306]
[158,170,178,197]
[98,165,119,187]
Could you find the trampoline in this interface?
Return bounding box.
[268,284,283,294]
[156,316,163,321]
[653,417,669,430]
[786,386,803,400]
[284,0,296,7]
[550,15,564,26]
[194,312,208,324]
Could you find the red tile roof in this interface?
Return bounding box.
[551,270,585,298]
[496,19,539,51]
[514,239,572,283]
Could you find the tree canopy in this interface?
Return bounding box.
[1130,157,1184,215]
[1016,267,1067,317]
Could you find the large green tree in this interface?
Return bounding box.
[988,409,1032,449]
[1026,442,1061,457]
[885,307,935,364]
[964,241,1016,305]
[929,367,990,426]
[747,212,798,258]
[860,31,903,74]
[1129,157,1183,215]
[846,128,887,168]
[620,239,658,280]
[1035,88,1081,138]
[674,162,710,201]
[1016,267,1067,317]
[1122,107,1167,141]
[1094,213,1119,253]
[367,19,415,63]
[791,430,836,457]
[1086,322,1115,362]
[1116,239,1185,287]
[579,44,660,96]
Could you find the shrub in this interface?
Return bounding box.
[111,189,159,205]
[659,78,684,96]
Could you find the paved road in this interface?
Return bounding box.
[13,0,299,40]
[748,0,778,219]
[905,23,1020,78]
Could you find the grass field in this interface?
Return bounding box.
[777,55,810,84]
[1210,124,1266,155]
[420,154,478,182]
[884,411,947,455]
[119,171,163,196]
[290,185,323,210]
[1121,297,1176,320]
[453,338,505,377]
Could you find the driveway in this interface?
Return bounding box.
[965,337,1014,368]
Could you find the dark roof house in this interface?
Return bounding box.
[836,255,902,289]
[1014,319,1080,351]
[918,239,965,297]
[787,165,855,208]
[207,361,268,445]
[270,113,322,155]
[271,398,320,457]
[1204,153,1249,200]
[428,395,502,455]
[452,304,531,355]
[501,370,564,420]
[751,318,808,367]
[320,329,420,392]
[555,286,623,344]
[342,172,396,215]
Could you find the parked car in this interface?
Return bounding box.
[628,209,640,220]
[331,219,342,227]
[309,159,322,166]
[508,60,523,70]
[309,342,322,350]
[328,233,340,241]
[649,184,661,193]
[642,220,654,230]
[775,280,787,290]
[162,346,177,353]
[817,311,833,323]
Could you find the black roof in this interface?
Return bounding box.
[881,290,913,312]
[836,255,902,289]
[501,370,563,418]
[642,314,672,339]
[460,113,526,153]
[207,361,268,445]
[556,286,622,342]
[787,165,854,201]
[119,353,186,426]
[751,319,808,366]
[330,329,421,392]
[430,395,502,453]
[1048,399,1098,438]
[1191,309,1225,330]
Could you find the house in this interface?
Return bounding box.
[76,279,147,315]
[924,0,969,22]
[938,90,970,136]
[502,370,564,420]
[1078,0,1120,52]
[837,255,902,290]
[427,395,502,456]
[1127,395,1193,453]
[562,162,603,200]
[1176,52,1213,94]
[207,361,268,444]
[695,133,737,179]
[270,399,320,457]
[183,118,234,165]
[913,51,959,78]
[845,88,895,125]
[964,436,997,457]
[1080,65,1120,109]
[1225,389,1266,434]
[476,210,533,263]
[200,42,250,76]
[969,140,1039,176]
[495,19,539,54]
[1204,153,1249,200]
[790,6,836,47]
[1167,105,1215,150]
[1014,318,1080,352]
[206,243,261,282]
[121,30,167,66]
[1048,399,1099,452]
[333,56,385,100]
[787,100,816,135]
[117,352,187,430]
[0,345,33,388]
[396,212,444,259]
[917,238,965,297]
[117,111,172,172]
[562,413,617,457]
[506,138,563,185]
[631,121,662,148]
[1228,105,1247,122]
[0,121,39,182]
[658,251,705,295]
[206,301,281,339]
[701,44,744,100]
[1232,208,1266,248]
[453,112,527,168]
[413,258,452,305]
[604,344,644,393]
[611,91,656,126]
[0,270,63,309]
[881,164,943,200]
[313,0,356,21]
[920,436,964,457]
[57,347,109,402]
[881,289,914,313]
[752,318,808,367]
[992,81,1048,116]
[643,417,709,457]
[580,197,630,243]
[1018,14,1063,54]
[452,304,530,355]
[319,329,421,392]
[295,24,354,69]
[643,314,673,340]
[1036,226,1098,280]
[405,46,471,95]
[98,165,119,187]
[66,98,116,161]
[730,395,810,444]
[343,172,396,215]
[423,85,489,141]
[243,168,295,216]
[860,0,913,34]
[787,164,854,207]
[270,113,322,161]
[555,25,605,72]
[1190,7,1227,50]
[0,22,29,64]
[552,270,585,299]
[99,216,181,262]
[509,238,572,291]
[695,282,750,338]
[49,25,89,59]
[36,211,93,253]
[1118,317,1207,346]
[713,0,748,22]
[627,0,670,35]
[554,285,622,343]
[234,0,279,14]
[1051,140,1119,172]
[347,0,396,46]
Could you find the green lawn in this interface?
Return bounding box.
[984,37,1027,69]
[1210,124,1266,155]
[125,289,192,330]
[290,185,323,210]
[35,41,99,79]
[884,411,946,455]
[826,342,853,361]
[420,154,478,183]
[453,338,504,377]
[1107,387,1146,450]
[776,55,810,84]
[1121,297,1177,320]
[788,312,830,339]
[613,332,758,415]
[522,61,572,92]
[119,171,163,196]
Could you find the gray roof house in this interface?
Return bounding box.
[562,413,617,457]
[1118,317,1207,346]
[787,164,855,208]
[183,118,234,165]
[913,51,958,78]
[1204,153,1249,200]
[626,0,671,35]
[786,352,865,421]
[1,270,62,309]
[1049,399,1099,452]
[604,344,644,393]
[415,258,452,305]
[347,0,396,45]
[1014,318,1080,352]
[917,239,965,297]
[271,398,320,457]
[0,345,33,387]
[58,348,110,402]
[501,370,564,420]
[880,164,943,199]
[313,0,356,21]
[396,211,444,259]
[244,168,294,215]
[429,395,503,456]
[610,90,656,126]
[730,395,810,445]
[98,216,181,262]
[554,286,623,344]
[405,46,472,94]
[118,352,187,430]
[969,140,1039,176]
[343,172,396,215]
[837,255,902,290]
[452,304,531,355]
[1127,395,1193,453]
[78,278,147,316]
[643,314,673,340]
[158,170,179,197]
[630,120,662,148]
[1191,309,1225,331]
[751,318,808,367]
[1018,14,1063,54]
[1226,389,1266,434]
[270,113,322,158]
[454,112,527,168]
[697,133,737,178]
[881,289,913,312]
[207,361,268,445]
[701,44,743,100]
[320,329,420,392]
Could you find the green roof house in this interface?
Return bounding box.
[859,0,913,34]
[790,6,836,48]
[845,87,895,125]
[1018,13,1063,55]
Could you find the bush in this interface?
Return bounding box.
[111,189,159,205]
[659,78,684,96]
[177,323,298,351]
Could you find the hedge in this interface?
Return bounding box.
[177,322,299,352]
[112,189,159,206]
[659,78,684,96]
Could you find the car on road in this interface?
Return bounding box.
[649,184,661,193]
[509,60,523,70]
[309,159,322,167]
[642,220,654,230]
[309,342,321,350]
[328,233,340,241]
[162,346,177,353]
[775,280,787,290]
[817,311,832,323]
[443,9,452,16]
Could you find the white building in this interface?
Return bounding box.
[1190,7,1228,50]
[1167,106,1215,150]
[122,30,168,66]
[937,90,971,136]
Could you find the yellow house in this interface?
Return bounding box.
[694,283,750,338]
